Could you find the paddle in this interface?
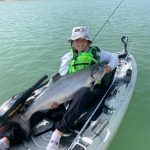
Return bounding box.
[0,75,48,127]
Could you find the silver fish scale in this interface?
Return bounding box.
[24,64,105,120]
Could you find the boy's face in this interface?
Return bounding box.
[72,38,89,52]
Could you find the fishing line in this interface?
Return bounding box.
[92,0,125,42]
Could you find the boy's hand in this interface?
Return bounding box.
[105,65,112,73]
[50,102,59,110]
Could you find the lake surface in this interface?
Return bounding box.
[0,0,150,149]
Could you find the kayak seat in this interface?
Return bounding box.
[115,68,132,84]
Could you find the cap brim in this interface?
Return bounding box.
[68,37,93,43]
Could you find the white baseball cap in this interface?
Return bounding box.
[68,26,92,43]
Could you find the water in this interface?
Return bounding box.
[0,0,149,149]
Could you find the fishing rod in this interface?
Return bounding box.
[92,0,125,42]
[67,1,125,149]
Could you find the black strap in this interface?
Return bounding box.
[90,46,101,61]
[73,63,90,67]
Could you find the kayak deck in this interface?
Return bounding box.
[11,120,75,150]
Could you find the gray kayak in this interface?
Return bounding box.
[10,49,137,150]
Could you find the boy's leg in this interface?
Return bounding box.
[30,104,66,129]
[55,87,98,133]
[47,87,99,150]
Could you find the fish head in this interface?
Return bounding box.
[91,62,106,81]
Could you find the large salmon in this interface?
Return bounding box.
[12,63,106,136]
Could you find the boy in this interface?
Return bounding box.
[46,26,118,150]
